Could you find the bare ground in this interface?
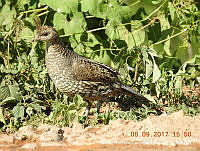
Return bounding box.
[0,110,200,150]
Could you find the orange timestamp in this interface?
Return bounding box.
[130,131,191,137]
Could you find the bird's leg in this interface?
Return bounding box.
[97,100,103,114]
[105,101,110,114]
[83,100,92,128]
[84,100,92,117]
[97,100,110,114]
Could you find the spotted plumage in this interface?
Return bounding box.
[33,25,148,115]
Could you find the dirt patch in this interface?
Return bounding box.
[182,85,200,98]
[1,110,200,150]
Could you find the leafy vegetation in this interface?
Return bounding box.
[0,0,199,132]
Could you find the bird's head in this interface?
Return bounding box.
[33,26,59,42]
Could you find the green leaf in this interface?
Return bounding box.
[41,0,79,13]
[26,106,33,116]
[0,107,6,124]
[18,27,34,42]
[81,33,99,47]
[53,13,66,31]
[0,97,17,106]
[145,59,153,79]
[0,65,18,74]
[164,36,171,56]
[191,35,200,56]
[12,104,25,119]
[153,61,161,83]
[120,0,140,15]
[0,85,10,100]
[82,0,133,21]
[30,103,41,112]
[105,20,119,39]
[65,12,86,35]
[168,2,176,23]
[67,110,77,123]
[159,14,170,31]
[53,12,86,35]
[94,50,112,66]
[105,20,145,47]
[141,48,148,61]
[126,20,146,46]
[81,0,107,19]
[67,103,76,111]
[148,48,160,57]
[81,0,98,12]
[155,82,161,97]
[0,85,21,101]
[175,44,189,63]
[73,94,84,107]
[175,77,183,89]
[9,85,22,101]
[0,3,16,29]
[16,0,28,11]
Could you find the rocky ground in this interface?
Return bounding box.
[0,110,200,151]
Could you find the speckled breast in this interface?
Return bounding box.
[45,48,77,96]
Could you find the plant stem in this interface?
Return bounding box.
[151,29,187,46]
[19,7,48,14]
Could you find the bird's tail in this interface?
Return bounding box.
[120,84,149,101]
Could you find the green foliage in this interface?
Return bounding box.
[0,0,199,131]
[49,95,86,127]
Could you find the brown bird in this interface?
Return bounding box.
[33,23,148,117]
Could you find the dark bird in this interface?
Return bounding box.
[33,23,148,117]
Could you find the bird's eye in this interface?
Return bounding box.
[42,32,49,36]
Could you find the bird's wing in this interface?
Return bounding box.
[72,56,120,82]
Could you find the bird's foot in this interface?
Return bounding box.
[82,100,92,128]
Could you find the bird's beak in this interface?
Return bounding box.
[32,36,40,42]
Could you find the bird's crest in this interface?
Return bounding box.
[33,15,42,31]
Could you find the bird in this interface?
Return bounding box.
[33,21,149,118]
